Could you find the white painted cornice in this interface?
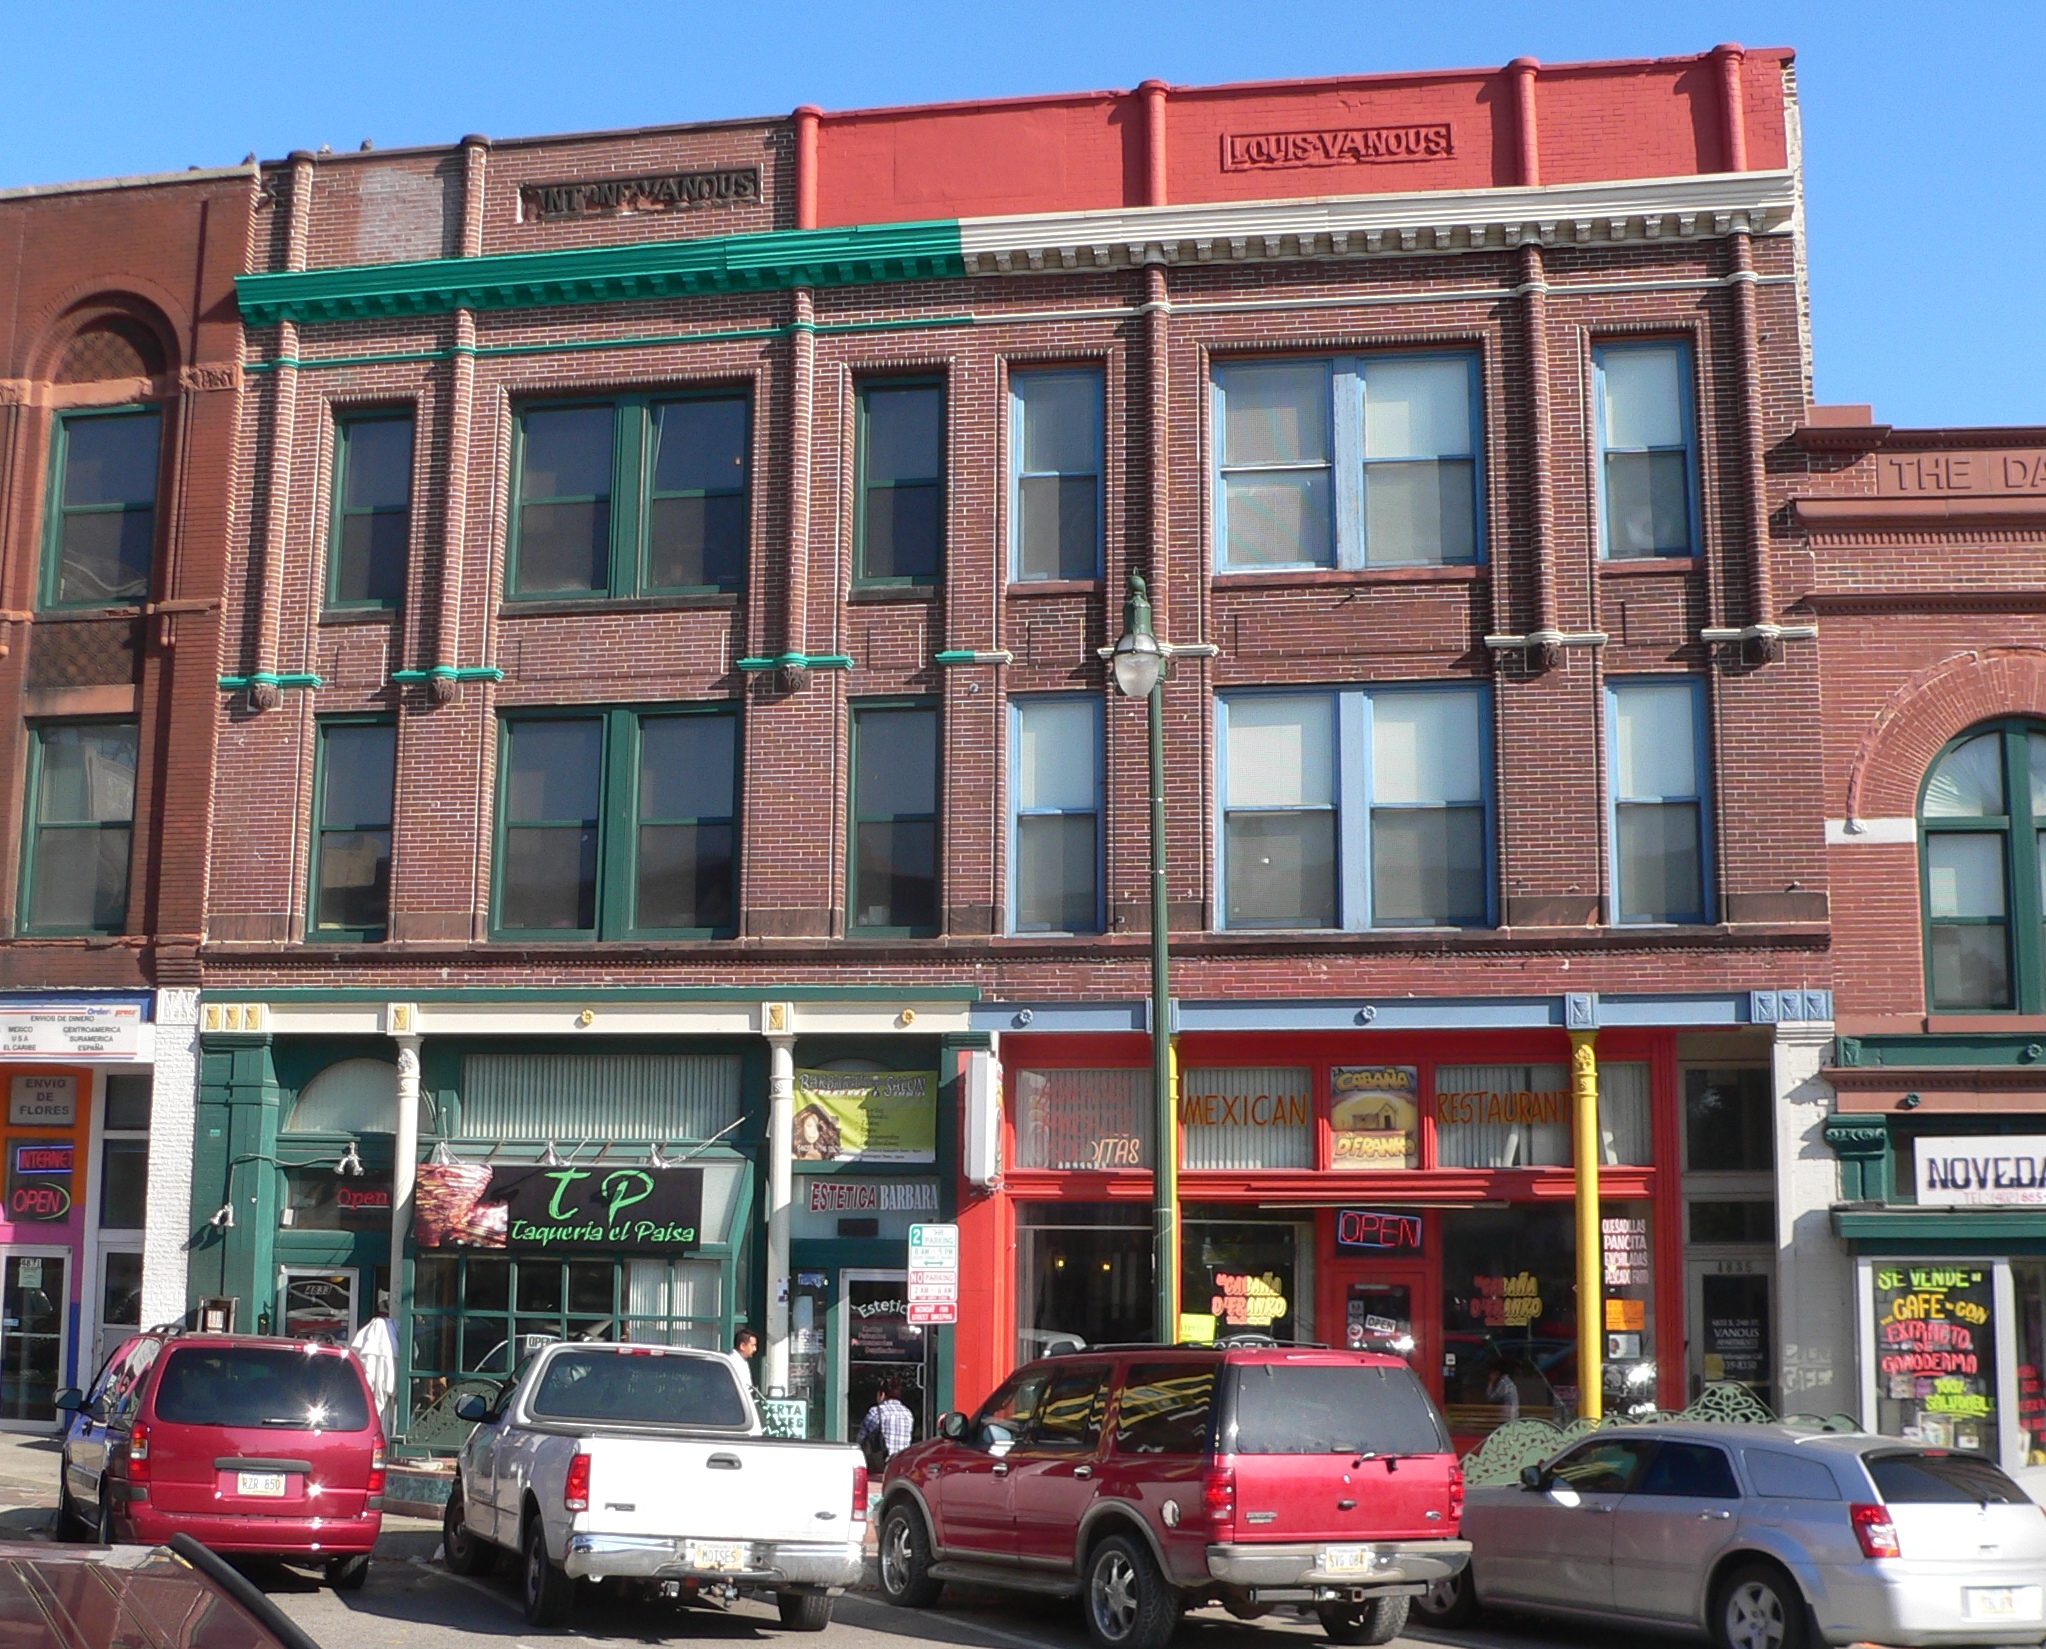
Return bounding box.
[957,170,1796,275]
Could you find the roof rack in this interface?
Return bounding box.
[1043,1335,1331,1355]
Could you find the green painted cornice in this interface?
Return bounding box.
[219,672,322,692]
[736,652,853,673]
[1833,1207,2046,1244]
[237,220,967,327]
[392,665,505,685]
[1834,1032,2046,1069]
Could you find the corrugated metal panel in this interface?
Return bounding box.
[1180,1067,1313,1170]
[459,1054,743,1143]
[1014,1068,1149,1169]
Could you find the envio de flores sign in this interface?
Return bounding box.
[1222,123,1454,172]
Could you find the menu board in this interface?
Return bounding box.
[1873,1264,1998,1452]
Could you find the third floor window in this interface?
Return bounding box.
[510,395,750,600]
[1596,342,1698,559]
[328,413,413,609]
[20,721,137,935]
[44,408,161,609]
[1010,370,1103,582]
[1607,679,1712,924]
[857,382,944,585]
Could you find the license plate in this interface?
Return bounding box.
[1322,1545,1370,1575]
[1966,1587,2043,1622]
[236,1472,287,1498]
[684,1540,749,1572]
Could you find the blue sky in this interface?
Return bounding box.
[5,2,2036,427]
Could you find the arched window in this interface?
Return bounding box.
[286,1057,431,1135]
[1921,721,2046,1011]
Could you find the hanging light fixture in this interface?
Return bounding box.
[335,1142,365,1177]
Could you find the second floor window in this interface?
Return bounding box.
[329,414,413,608]
[1608,679,1711,924]
[851,705,938,934]
[1920,721,2046,1012]
[45,409,161,608]
[511,395,749,600]
[1011,697,1101,933]
[1011,370,1102,581]
[857,382,944,584]
[1597,342,1697,559]
[495,707,737,940]
[310,720,396,941]
[1218,685,1489,931]
[1214,354,1480,572]
[20,721,137,934]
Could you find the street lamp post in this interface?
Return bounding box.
[1111,571,1177,1344]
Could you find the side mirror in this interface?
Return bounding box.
[453,1394,490,1423]
[938,1411,967,1442]
[1519,1464,1548,1491]
[54,1388,83,1414]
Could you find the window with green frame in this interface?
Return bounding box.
[1920,721,2046,1012]
[309,720,396,941]
[328,412,414,608]
[856,380,944,584]
[19,721,137,935]
[43,407,162,609]
[849,703,938,935]
[493,706,738,940]
[508,394,749,600]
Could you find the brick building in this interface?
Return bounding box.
[1786,410,2046,1472]
[0,164,253,1418]
[192,46,1841,1449]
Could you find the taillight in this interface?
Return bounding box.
[1851,1502,1901,1559]
[127,1421,151,1485]
[1448,1462,1466,1526]
[368,1442,387,1495]
[564,1452,591,1513]
[1201,1461,1237,1539]
[852,1465,869,1523]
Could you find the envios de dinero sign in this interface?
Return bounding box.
[1915,1135,2046,1207]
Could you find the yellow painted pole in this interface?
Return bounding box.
[1569,1029,1603,1422]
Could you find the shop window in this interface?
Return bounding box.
[1872,1262,1998,1452]
[494,706,739,940]
[1114,1361,1216,1454]
[857,381,944,583]
[2016,1260,2044,1466]
[20,721,137,935]
[1010,697,1101,934]
[43,408,161,608]
[1011,369,1102,581]
[1179,1068,1312,1170]
[104,1073,151,1131]
[328,412,413,608]
[1219,686,1490,931]
[99,1140,147,1230]
[1684,1068,1773,1173]
[1919,722,2046,1011]
[1434,1062,1650,1170]
[1596,342,1696,559]
[1013,1068,1148,1170]
[1440,1204,1580,1438]
[510,394,750,599]
[850,704,938,935]
[310,720,396,941]
[1213,353,1481,571]
[1015,1203,1151,1365]
[1182,1216,1302,1341]
[1608,678,1712,923]
[459,1053,742,1142]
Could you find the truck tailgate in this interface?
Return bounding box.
[578,1436,862,1546]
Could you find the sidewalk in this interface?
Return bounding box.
[0,1430,60,1537]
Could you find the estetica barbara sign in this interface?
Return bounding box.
[1916,1136,2046,1207]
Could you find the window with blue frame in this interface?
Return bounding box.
[1217,686,1490,930]
[1213,354,1481,571]
[1608,679,1712,924]
[1596,342,1697,559]
[1011,369,1103,582]
[1010,696,1101,933]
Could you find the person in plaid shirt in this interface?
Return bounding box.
[857,1380,915,1463]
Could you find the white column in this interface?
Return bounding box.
[139,988,201,1328]
[390,1027,423,1311]
[765,1024,795,1394]
[1774,1021,1852,1418]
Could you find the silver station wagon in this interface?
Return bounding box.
[1417,1422,2046,1648]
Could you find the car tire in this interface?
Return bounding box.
[54,1475,89,1543]
[1317,1595,1409,1645]
[1412,1566,1479,1627]
[522,1518,574,1628]
[1083,1533,1181,1649]
[443,1484,495,1577]
[325,1555,371,1591]
[775,1592,833,1631]
[1713,1561,1809,1649]
[878,1502,943,1608]
[94,1495,117,1547]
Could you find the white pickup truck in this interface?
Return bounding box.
[440,1341,867,1628]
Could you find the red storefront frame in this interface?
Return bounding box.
[953,1027,1687,1423]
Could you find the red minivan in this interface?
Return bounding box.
[58,1333,385,1587]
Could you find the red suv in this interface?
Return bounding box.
[876,1343,1469,1649]
[57,1333,385,1587]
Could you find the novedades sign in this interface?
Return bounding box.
[1916,1135,2046,1206]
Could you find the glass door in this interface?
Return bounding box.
[278,1268,357,1343]
[0,1251,69,1428]
[1687,1258,1775,1411]
[840,1270,934,1452]
[94,1248,143,1373]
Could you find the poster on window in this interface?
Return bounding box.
[1873,1263,1999,1452]
[412,1161,703,1253]
[1329,1066,1419,1169]
[791,1070,937,1164]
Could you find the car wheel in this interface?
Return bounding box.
[1317,1596,1409,1645]
[1083,1533,1181,1649]
[1714,1562,1808,1649]
[1412,1566,1479,1627]
[443,1484,495,1577]
[775,1592,832,1631]
[522,1519,574,1628]
[325,1554,371,1591]
[54,1475,89,1543]
[878,1503,943,1608]
[94,1495,117,1547]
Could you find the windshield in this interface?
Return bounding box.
[154,1347,371,1431]
[1228,1362,1449,1456]
[1865,1449,2030,1505]
[529,1350,748,1427]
